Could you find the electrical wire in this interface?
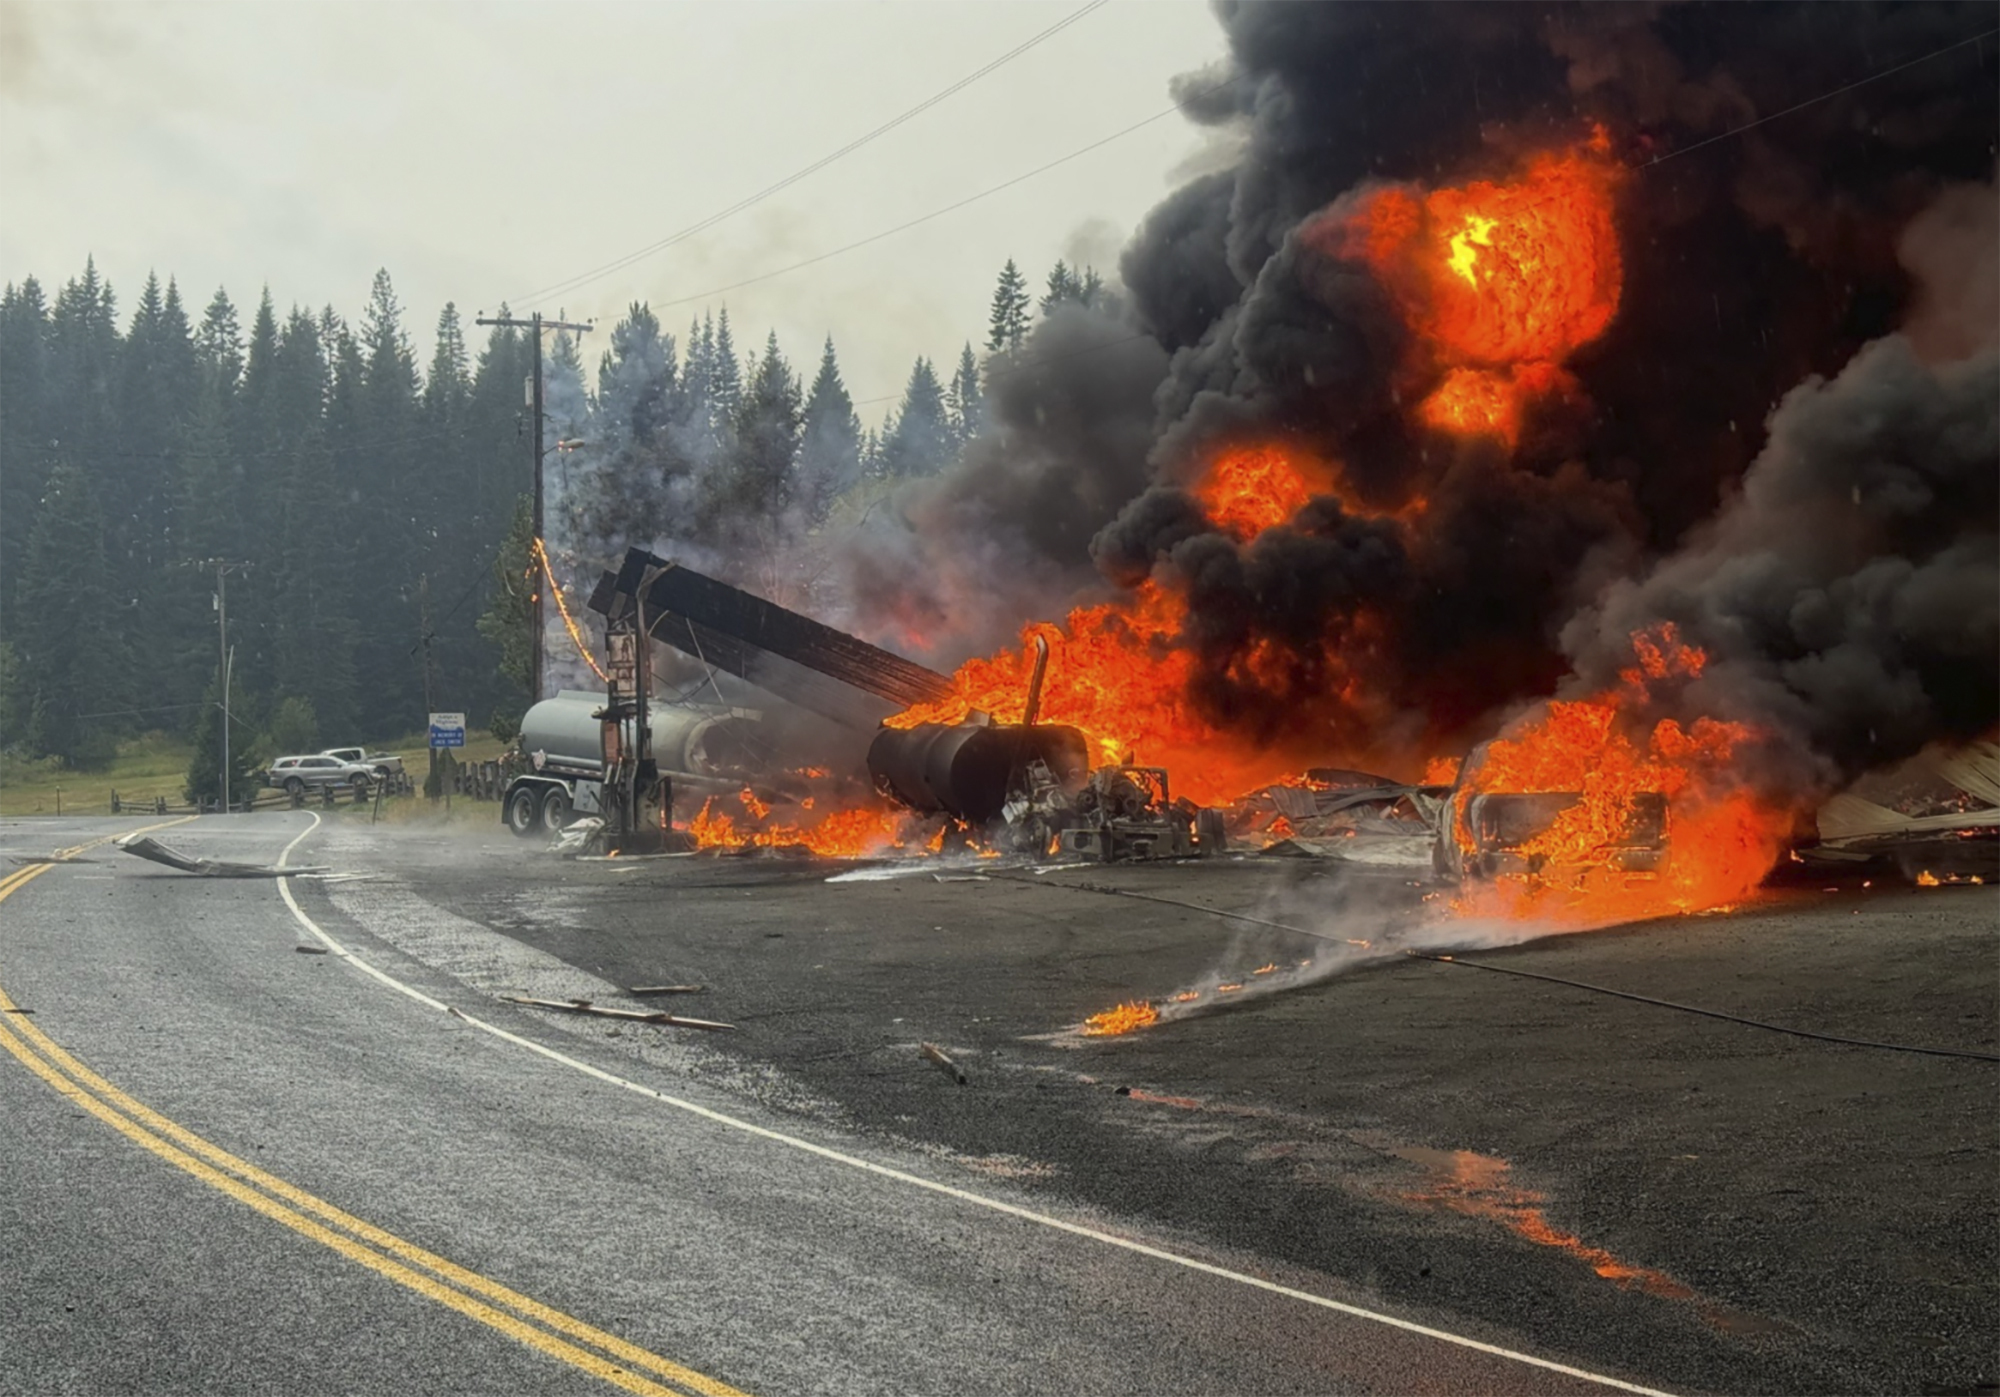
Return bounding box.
[1013,873,2000,1063]
[511,0,1112,308]
[1643,26,1998,168]
[650,78,1231,316]
[1400,950,2000,1063]
[532,536,610,683]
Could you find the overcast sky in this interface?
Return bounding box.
[2,0,1231,418]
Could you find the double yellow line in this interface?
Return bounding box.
[0,849,746,1397]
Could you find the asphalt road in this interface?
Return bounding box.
[0,812,1683,1397]
[342,812,1995,1396]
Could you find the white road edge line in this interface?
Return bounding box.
[276,813,1678,1397]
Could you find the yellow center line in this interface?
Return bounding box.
[0,835,749,1397]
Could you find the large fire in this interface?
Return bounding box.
[686,788,911,859]
[883,444,1346,803]
[1339,131,1622,447]
[1452,624,1793,926]
[1192,442,1324,539]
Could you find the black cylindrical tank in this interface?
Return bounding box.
[867,723,1089,824]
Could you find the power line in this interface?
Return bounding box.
[509,0,1111,308]
[651,79,1229,315]
[848,29,1996,406]
[1644,25,1998,168]
[853,331,1153,408]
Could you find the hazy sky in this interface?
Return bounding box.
[2,0,1231,417]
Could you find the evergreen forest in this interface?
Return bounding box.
[0,256,1108,791]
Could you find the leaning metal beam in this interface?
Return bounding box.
[589,549,952,729]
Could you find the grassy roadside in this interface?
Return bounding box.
[0,727,519,818]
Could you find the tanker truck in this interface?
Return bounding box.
[501,690,763,837]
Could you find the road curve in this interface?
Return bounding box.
[0,814,1670,1396]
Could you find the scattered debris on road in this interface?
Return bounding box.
[294,945,330,955]
[921,1041,968,1084]
[499,993,735,1031]
[116,835,328,879]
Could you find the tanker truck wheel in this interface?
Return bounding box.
[504,785,542,837]
[1195,806,1228,856]
[537,786,572,834]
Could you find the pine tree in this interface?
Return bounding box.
[183,669,260,808]
[711,307,743,421]
[114,271,198,583]
[266,305,360,740]
[946,342,983,448]
[424,302,471,425]
[163,371,244,703]
[15,461,126,767]
[798,336,862,521]
[476,496,536,725]
[351,269,423,733]
[986,259,1030,353]
[724,330,802,522]
[47,260,121,538]
[878,357,953,479]
[595,302,673,446]
[0,278,51,605]
[1039,260,1078,315]
[195,287,244,392]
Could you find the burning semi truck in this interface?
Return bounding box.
[503,548,1235,860]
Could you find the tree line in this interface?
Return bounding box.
[0,254,1107,791]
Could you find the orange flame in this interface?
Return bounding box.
[1403,1148,1691,1300]
[687,792,908,859]
[1341,135,1622,447]
[885,445,1381,804]
[1192,443,1321,539]
[1082,1001,1159,1036]
[1455,625,1792,925]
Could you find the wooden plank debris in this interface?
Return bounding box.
[627,984,704,996]
[920,1041,968,1085]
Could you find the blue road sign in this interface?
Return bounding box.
[429,712,467,749]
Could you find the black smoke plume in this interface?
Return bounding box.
[854,0,1996,789]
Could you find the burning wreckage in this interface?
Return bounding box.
[505,38,1996,903]
[505,548,1235,863]
[502,545,1723,888]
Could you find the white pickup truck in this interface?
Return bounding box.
[320,747,407,779]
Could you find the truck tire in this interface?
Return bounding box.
[504,785,541,837]
[351,775,372,800]
[538,786,572,834]
[1195,806,1228,855]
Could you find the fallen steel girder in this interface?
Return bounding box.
[590,549,951,729]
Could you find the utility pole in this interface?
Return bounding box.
[475,311,592,704]
[196,559,249,814]
[416,572,438,799]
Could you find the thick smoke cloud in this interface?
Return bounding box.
[833,307,1167,660]
[1563,172,1999,793]
[836,1,1995,784]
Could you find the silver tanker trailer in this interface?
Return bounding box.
[501,690,763,836]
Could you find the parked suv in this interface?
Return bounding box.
[267,754,377,797]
